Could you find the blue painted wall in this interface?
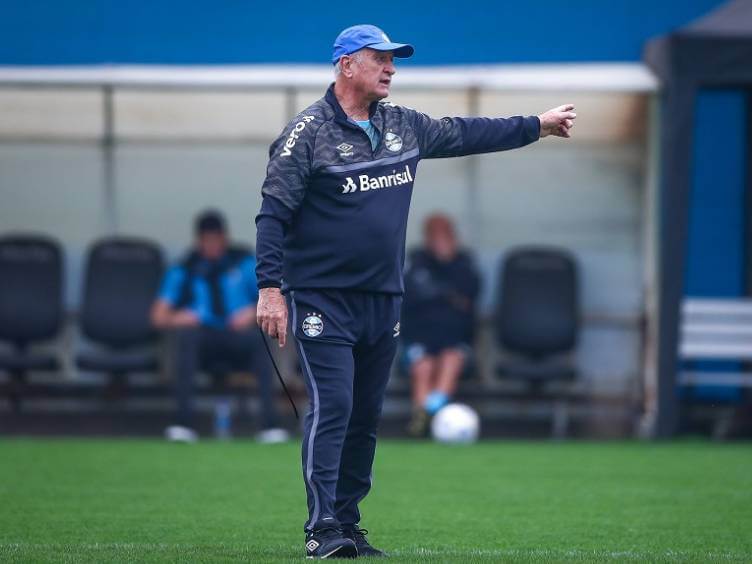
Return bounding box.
[686,90,747,299]
[684,89,748,402]
[0,0,726,65]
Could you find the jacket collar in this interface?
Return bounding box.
[324,83,383,132]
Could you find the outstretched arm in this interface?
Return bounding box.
[404,103,576,159]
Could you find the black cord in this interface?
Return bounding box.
[258,325,299,420]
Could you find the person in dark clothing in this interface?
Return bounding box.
[402,214,480,436]
[254,23,575,558]
[151,210,288,444]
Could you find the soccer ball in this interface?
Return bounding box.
[431,403,480,444]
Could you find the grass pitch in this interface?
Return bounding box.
[0,439,750,562]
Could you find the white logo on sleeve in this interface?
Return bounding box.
[384,132,403,152]
[302,313,323,337]
[280,115,315,157]
[393,322,400,338]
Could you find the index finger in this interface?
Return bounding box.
[558,104,575,112]
[278,320,287,347]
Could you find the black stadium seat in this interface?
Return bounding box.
[494,246,580,437]
[76,238,164,386]
[0,235,64,411]
[495,246,580,384]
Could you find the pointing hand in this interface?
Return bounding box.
[538,104,577,139]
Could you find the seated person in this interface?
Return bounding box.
[402,214,480,436]
[151,209,288,443]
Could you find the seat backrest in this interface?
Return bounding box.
[0,235,63,345]
[495,246,579,357]
[79,237,164,348]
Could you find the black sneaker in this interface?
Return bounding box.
[342,526,386,558]
[305,527,358,559]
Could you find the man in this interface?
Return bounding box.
[152,210,288,444]
[402,214,480,437]
[255,24,575,558]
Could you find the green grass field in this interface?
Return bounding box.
[1,439,750,562]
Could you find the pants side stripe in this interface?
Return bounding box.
[292,291,321,529]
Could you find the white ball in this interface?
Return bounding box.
[431,403,480,444]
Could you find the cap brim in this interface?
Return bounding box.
[367,42,414,58]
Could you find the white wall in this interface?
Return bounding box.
[0,80,651,391]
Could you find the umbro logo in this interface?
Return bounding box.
[336,142,354,157]
[306,539,320,552]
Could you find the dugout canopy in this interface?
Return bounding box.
[643,0,752,436]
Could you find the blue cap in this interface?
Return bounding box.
[332,24,414,65]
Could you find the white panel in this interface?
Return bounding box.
[114,91,286,140]
[294,88,470,120]
[475,142,644,251]
[0,144,107,308]
[294,88,327,114]
[0,88,103,140]
[479,91,647,143]
[114,144,267,256]
[408,158,471,248]
[387,89,471,118]
[577,325,641,392]
[683,299,752,316]
[0,63,659,92]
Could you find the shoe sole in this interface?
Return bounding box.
[306,542,358,559]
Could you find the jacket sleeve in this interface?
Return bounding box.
[404,108,540,159]
[254,114,318,289]
[157,265,186,306]
[240,255,260,304]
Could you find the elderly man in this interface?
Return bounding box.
[255,24,575,558]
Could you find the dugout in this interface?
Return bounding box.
[644,0,752,437]
[0,64,657,435]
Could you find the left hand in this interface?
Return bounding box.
[228,306,257,332]
[538,104,576,139]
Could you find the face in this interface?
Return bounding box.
[425,217,457,262]
[197,231,227,260]
[343,48,396,101]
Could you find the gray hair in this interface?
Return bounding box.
[334,50,364,77]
